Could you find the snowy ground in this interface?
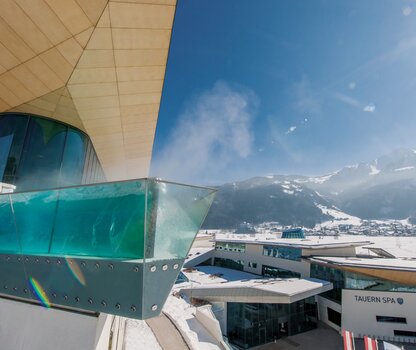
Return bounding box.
[315,204,362,228]
[163,287,221,350]
[124,319,162,350]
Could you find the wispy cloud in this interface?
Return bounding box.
[384,36,416,61]
[151,81,257,184]
[332,92,361,108]
[402,6,412,16]
[363,103,376,113]
[332,92,377,114]
[286,126,297,134]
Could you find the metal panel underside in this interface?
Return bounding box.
[0,254,183,319]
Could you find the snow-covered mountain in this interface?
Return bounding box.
[308,148,416,219]
[306,148,416,197]
[202,178,334,228]
[203,148,416,229]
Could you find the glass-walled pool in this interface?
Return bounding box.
[0,178,216,319]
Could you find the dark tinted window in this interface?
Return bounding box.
[394,330,416,337]
[60,129,87,186]
[377,316,406,324]
[262,264,300,278]
[0,114,105,191]
[17,117,67,191]
[214,257,244,271]
[327,307,341,327]
[0,115,29,184]
[0,134,13,179]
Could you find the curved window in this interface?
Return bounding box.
[61,129,88,186]
[0,113,105,192]
[0,115,29,184]
[17,117,67,191]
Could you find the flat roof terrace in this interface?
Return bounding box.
[311,256,416,272]
[180,266,332,304]
[214,233,373,250]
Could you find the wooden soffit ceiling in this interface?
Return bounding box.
[0,0,176,180]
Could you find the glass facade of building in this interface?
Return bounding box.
[227,298,317,349]
[213,257,244,271]
[263,245,301,261]
[310,263,345,303]
[262,265,300,279]
[215,242,246,253]
[0,113,104,192]
[311,263,416,303]
[281,228,305,239]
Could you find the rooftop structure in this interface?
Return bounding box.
[214,232,372,250]
[183,233,416,348]
[181,265,332,304]
[282,227,305,239]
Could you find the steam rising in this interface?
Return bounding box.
[151,81,257,184]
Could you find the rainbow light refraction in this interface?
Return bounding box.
[65,258,86,286]
[29,277,51,309]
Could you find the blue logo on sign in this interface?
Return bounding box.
[397,298,404,305]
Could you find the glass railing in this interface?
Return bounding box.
[0,178,216,319]
[0,178,216,260]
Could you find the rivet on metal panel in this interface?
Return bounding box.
[131,305,136,312]
[35,258,39,263]
[23,288,28,294]
[133,266,139,272]
[13,287,17,291]
[151,304,158,311]
[6,256,10,261]
[95,263,100,269]
[64,295,68,300]
[101,300,107,307]
[57,259,61,265]
[115,303,121,310]
[150,265,157,272]
[162,264,168,271]
[81,262,86,267]
[75,297,80,302]
[17,257,21,262]
[25,257,29,262]
[4,285,8,290]
[52,292,57,298]
[173,263,179,270]
[88,298,93,304]
[108,263,114,270]
[46,259,50,264]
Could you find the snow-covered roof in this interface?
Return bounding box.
[180,266,332,304]
[357,236,416,259]
[214,233,372,249]
[310,256,416,272]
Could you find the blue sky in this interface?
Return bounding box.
[151,0,416,185]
